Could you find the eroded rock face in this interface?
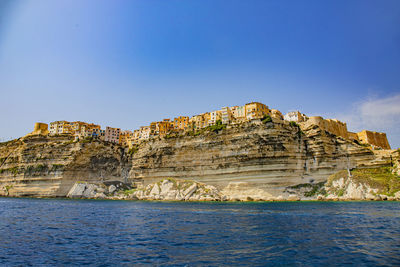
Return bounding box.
[130,120,391,197]
[0,120,394,199]
[0,135,131,197]
[132,179,221,201]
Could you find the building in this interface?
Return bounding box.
[284,111,308,123]
[245,102,270,120]
[157,119,174,137]
[357,130,391,150]
[128,129,141,148]
[189,113,210,130]
[209,110,222,125]
[220,107,234,124]
[138,126,151,141]
[270,109,284,120]
[49,121,73,135]
[230,105,246,121]
[173,116,190,131]
[80,123,101,138]
[99,129,105,140]
[27,122,49,136]
[104,126,121,143]
[119,130,132,147]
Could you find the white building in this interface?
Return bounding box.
[208,110,222,125]
[284,111,308,122]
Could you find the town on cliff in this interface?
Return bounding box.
[28,101,391,150]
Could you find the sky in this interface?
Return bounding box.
[0,0,399,148]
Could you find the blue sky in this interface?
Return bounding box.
[0,0,399,148]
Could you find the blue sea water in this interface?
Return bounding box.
[0,198,399,266]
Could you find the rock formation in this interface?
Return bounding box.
[0,118,395,200]
[0,134,130,197]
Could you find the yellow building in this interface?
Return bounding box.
[49,121,73,135]
[27,122,49,136]
[173,116,190,131]
[357,130,391,150]
[119,130,132,147]
[189,113,210,130]
[209,110,222,125]
[220,107,234,124]
[80,123,101,138]
[245,102,270,120]
[158,119,174,137]
[270,109,284,120]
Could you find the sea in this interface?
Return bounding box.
[0,198,399,266]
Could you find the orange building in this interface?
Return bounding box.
[189,113,210,130]
[173,116,190,131]
[119,130,132,147]
[245,102,270,120]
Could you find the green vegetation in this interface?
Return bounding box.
[81,136,94,144]
[51,164,64,172]
[351,167,400,196]
[128,145,139,156]
[122,189,137,196]
[288,182,326,197]
[289,121,299,128]
[261,115,272,124]
[328,167,400,196]
[3,184,13,194]
[24,164,49,174]
[185,121,227,137]
[0,166,20,176]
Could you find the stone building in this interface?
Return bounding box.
[27,122,49,136]
[357,130,391,150]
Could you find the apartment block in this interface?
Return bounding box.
[173,116,190,131]
[105,126,121,143]
[220,107,234,124]
[245,102,270,120]
[283,111,308,123]
[209,110,222,125]
[49,121,73,135]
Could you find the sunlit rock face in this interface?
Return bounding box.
[0,119,392,198]
[130,119,391,197]
[0,135,131,197]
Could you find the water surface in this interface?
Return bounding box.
[0,198,399,266]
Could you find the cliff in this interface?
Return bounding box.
[0,119,394,199]
[0,135,130,197]
[129,119,391,198]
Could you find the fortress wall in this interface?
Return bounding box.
[357,130,391,149]
[301,116,348,139]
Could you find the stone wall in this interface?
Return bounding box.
[357,130,391,149]
[300,116,349,139]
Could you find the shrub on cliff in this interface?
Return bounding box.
[261,115,272,124]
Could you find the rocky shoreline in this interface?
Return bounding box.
[62,172,400,202]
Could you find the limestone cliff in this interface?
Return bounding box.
[0,135,130,197]
[130,119,391,197]
[0,119,394,199]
